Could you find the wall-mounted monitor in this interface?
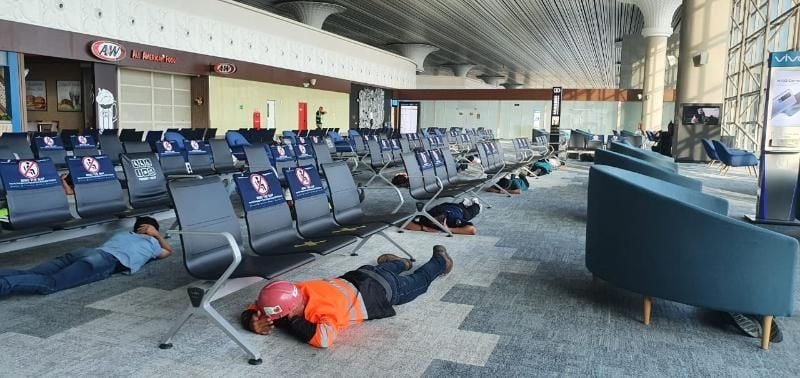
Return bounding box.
[681,104,721,126]
[398,102,420,134]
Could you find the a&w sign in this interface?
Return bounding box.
[90,40,125,62]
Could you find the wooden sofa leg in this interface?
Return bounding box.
[643,296,652,326]
[762,315,773,350]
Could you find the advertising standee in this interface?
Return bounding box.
[747,51,800,225]
[549,87,562,152]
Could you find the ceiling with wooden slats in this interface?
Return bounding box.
[234,0,645,88]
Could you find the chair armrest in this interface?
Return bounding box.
[166,230,243,301]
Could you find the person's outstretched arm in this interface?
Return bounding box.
[138,224,173,259]
[280,316,337,348]
[240,304,337,347]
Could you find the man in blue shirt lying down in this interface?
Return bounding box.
[0,217,172,297]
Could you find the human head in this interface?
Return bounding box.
[256,281,304,320]
[133,216,159,233]
[318,106,324,112]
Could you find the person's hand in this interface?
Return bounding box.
[250,311,274,335]
[136,224,160,237]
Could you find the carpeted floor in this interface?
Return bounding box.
[0,158,799,377]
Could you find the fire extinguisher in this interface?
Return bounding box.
[253,110,261,130]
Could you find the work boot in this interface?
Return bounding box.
[376,254,412,271]
[432,245,453,276]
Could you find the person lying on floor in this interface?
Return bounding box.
[487,173,529,194]
[241,245,453,348]
[403,198,482,235]
[0,217,172,297]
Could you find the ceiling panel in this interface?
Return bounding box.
[235,0,644,88]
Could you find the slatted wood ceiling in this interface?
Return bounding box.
[235,0,645,88]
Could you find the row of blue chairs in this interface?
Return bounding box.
[701,139,758,175]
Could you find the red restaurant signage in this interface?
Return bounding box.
[89,40,126,62]
[130,49,177,64]
[213,63,237,74]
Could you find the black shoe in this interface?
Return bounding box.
[376,254,412,271]
[432,245,453,276]
[770,318,783,343]
[729,313,760,338]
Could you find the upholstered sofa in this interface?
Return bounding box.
[609,141,677,172]
[586,165,798,349]
[594,149,701,190]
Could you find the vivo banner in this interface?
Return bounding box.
[751,51,800,224]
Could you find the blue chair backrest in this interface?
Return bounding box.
[701,139,719,160]
[0,158,73,228]
[712,140,736,162]
[329,130,344,142]
[294,143,315,165]
[226,131,250,147]
[281,130,297,145]
[32,136,67,167]
[163,131,185,150]
[284,165,333,235]
[66,154,127,218]
[144,130,163,150]
[185,140,214,175]
[270,145,296,179]
[70,135,99,157]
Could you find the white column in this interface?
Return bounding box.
[674,0,732,161]
[623,0,682,131]
[277,1,346,29]
[481,75,506,87]
[390,44,439,72]
[446,64,475,77]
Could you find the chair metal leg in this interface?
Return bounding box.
[418,211,454,237]
[204,303,263,365]
[349,235,370,257]
[158,306,195,349]
[396,206,454,237]
[377,230,415,261]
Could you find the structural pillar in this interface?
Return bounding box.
[277,1,346,29]
[481,75,506,87]
[674,0,732,161]
[4,52,24,132]
[446,64,475,77]
[625,0,682,131]
[390,44,439,73]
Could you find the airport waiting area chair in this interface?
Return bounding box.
[594,149,702,190]
[701,139,721,167]
[284,164,412,258]
[586,165,797,350]
[160,175,315,365]
[235,170,356,256]
[711,140,759,176]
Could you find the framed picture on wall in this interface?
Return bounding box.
[25,80,47,111]
[56,81,82,112]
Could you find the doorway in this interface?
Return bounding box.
[298,102,307,130]
[265,100,276,129]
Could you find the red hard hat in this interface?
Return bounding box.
[256,281,302,320]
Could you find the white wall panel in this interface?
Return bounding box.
[0,0,417,89]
